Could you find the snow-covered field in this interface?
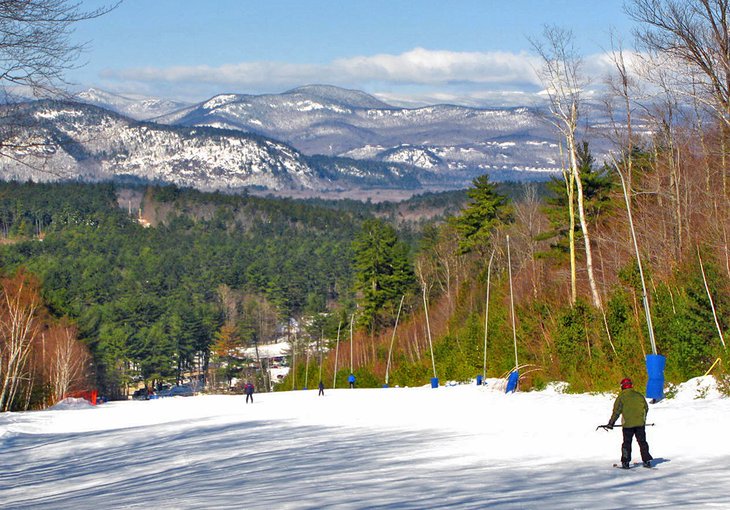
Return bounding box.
[1,377,728,509]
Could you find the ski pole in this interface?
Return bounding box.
[596,423,655,431]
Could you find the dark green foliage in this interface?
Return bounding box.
[0,181,364,395]
[554,300,592,375]
[449,173,512,254]
[653,256,728,380]
[352,218,417,332]
[538,141,615,259]
[604,289,644,372]
[390,359,430,388]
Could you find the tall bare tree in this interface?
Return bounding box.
[628,0,730,272]
[628,0,730,124]
[0,272,40,411]
[0,0,117,96]
[531,26,603,309]
[0,0,117,170]
[46,323,90,403]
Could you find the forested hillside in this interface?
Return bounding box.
[0,182,367,404]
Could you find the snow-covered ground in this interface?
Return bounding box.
[1,377,728,509]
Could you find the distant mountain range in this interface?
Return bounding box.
[154,85,561,176]
[0,100,421,192]
[0,85,566,195]
[74,88,192,121]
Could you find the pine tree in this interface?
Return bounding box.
[449,174,512,255]
[540,141,615,258]
[352,219,416,333]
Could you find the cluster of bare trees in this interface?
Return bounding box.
[0,0,116,96]
[0,271,90,411]
[526,0,730,313]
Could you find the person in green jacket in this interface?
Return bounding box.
[607,378,653,468]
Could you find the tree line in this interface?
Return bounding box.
[286,0,730,392]
[0,182,372,406]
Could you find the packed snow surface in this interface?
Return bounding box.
[1,376,728,509]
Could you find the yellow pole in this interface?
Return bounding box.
[704,357,722,377]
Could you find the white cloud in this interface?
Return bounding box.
[331,48,542,85]
[100,48,542,90]
[96,47,643,106]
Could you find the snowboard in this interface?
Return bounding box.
[613,462,654,469]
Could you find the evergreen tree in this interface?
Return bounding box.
[539,141,615,258]
[449,173,512,255]
[352,218,416,333]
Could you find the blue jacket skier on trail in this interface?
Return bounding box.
[606,378,653,468]
[348,373,355,389]
[244,381,255,403]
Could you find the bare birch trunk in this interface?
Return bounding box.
[0,281,39,412]
[568,134,603,309]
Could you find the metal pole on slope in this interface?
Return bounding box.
[507,236,518,370]
[349,312,355,374]
[697,245,727,350]
[304,344,310,390]
[482,250,495,384]
[332,321,342,389]
[505,236,519,393]
[385,295,405,387]
[423,283,437,386]
[613,161,657,355]
[613,159,666,401]
[291,330,297,391]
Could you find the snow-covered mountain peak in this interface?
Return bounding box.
[203,94,242,110]
[76,88,191,120]
[284,84,391,109]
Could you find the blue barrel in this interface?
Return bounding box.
[505,370,519,393]
[645,354,666,401]
[431,377,439,388]
[476,375,483,386]
[383,383,389,388]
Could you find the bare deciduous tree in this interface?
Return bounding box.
[0,0,117,96]
[46,323,90,403]
[628,0,730,125]
[531,26,603,309]
[0,273,41,411]
[0,0,117,175]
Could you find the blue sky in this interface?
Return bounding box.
[70,0,637,106]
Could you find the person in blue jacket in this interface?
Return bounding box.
[244,381,255,403]
[318,380,325,396]
[348,373,356,389]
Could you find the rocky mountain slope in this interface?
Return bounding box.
[0,85,569,195]
[154,84,561,177]
[75,88,192,120]
[0,101,418,192]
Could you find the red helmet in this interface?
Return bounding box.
[620,378,633,389]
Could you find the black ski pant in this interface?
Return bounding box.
[246,393,253,403]
[621,426,652,464]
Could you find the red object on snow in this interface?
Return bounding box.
[64,390,98,405]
